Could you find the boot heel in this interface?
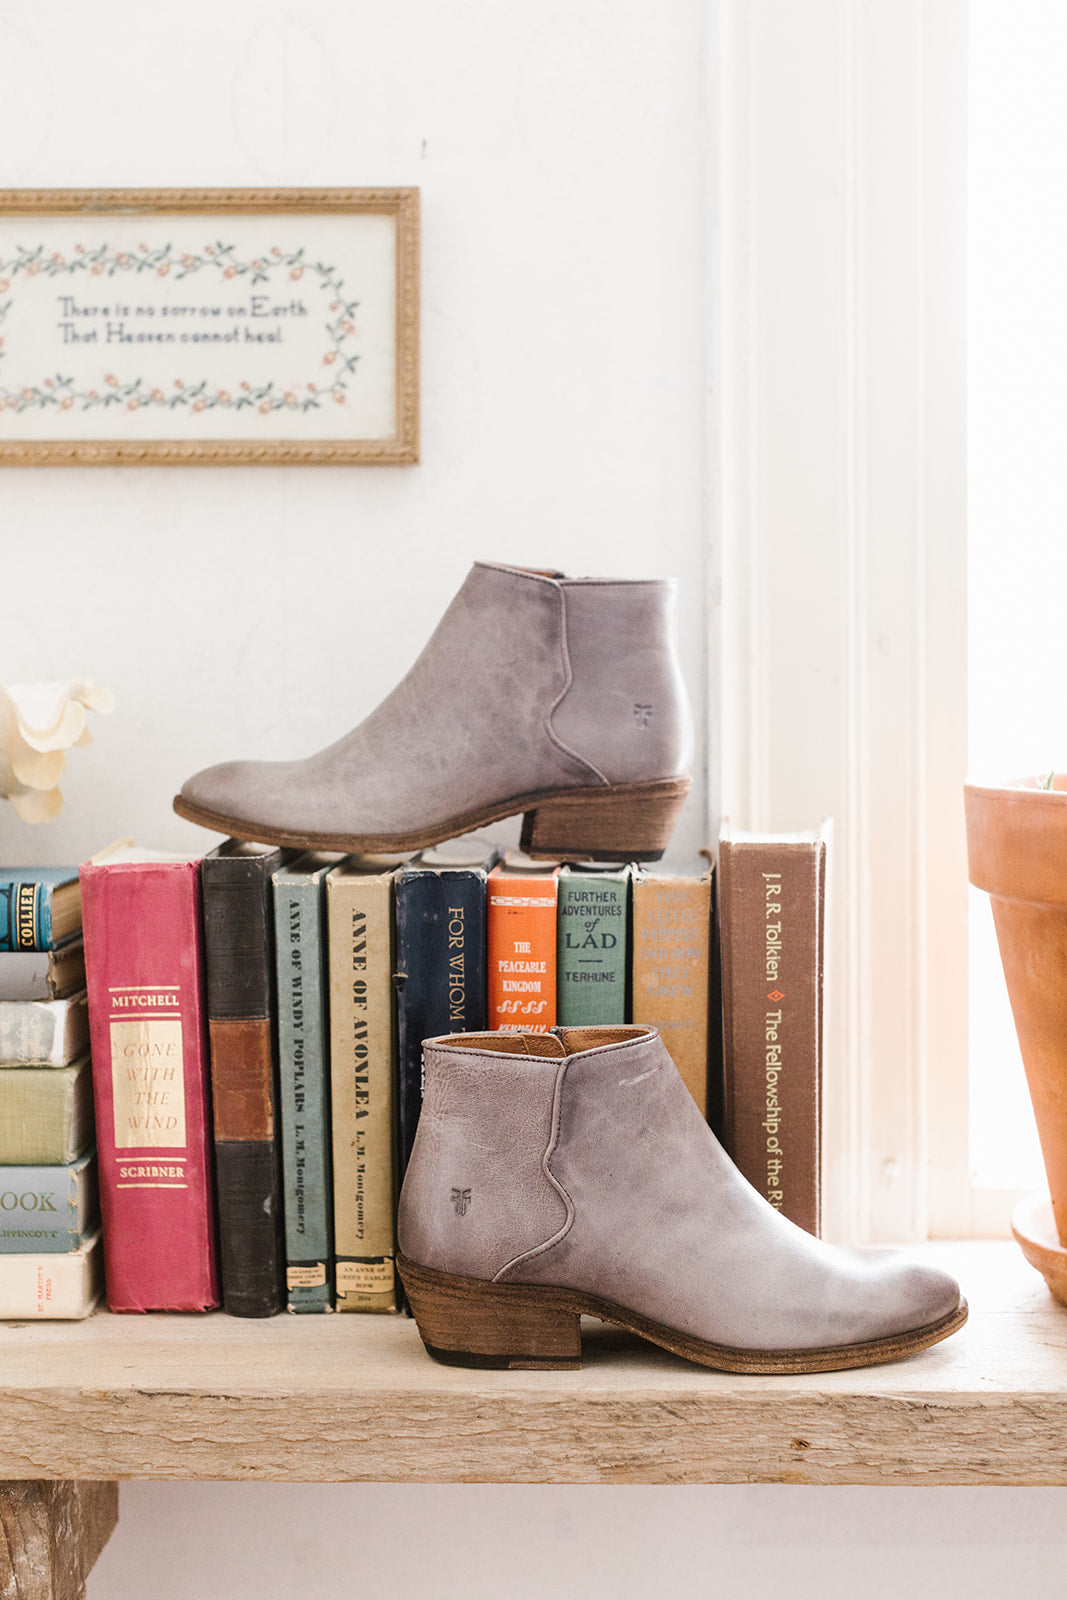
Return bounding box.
[398,1257,582,1370]
[521,777,691,862]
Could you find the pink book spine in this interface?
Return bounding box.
[80,859,219,1312]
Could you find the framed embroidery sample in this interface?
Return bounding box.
[0,188,419,465]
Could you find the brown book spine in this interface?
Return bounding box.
[718,828,828,1236]
[631,868,712,1115]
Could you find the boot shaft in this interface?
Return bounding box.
[397,1026,662,1281]
[420,563,693,788]
[552,572,693,786]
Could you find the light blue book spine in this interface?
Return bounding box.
[0,1150,98,1253]
[273,859,336,1312]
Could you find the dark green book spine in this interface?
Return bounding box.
[202,842,288,1318]
[556,866,630,1026]
[274,860,334,1312]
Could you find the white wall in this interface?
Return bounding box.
[1,0,711,871]
[89,1482,1067,1600]
[3,4,1067,1596]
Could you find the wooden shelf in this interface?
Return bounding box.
[0,1242,1064,1486]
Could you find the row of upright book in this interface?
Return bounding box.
[0,820,829,1319]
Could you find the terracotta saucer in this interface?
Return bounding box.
[1012,1191,1067,1305]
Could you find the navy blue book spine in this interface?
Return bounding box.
[393,868,488,1176]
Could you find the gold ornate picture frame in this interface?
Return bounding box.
[0,188,419,465]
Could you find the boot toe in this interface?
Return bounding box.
[836,1252,964,1347]
[180,760,276,826]
[889,1258,964,1334]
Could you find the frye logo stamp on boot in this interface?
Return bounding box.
[450,1187,472,1217]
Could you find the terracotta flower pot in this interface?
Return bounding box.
[965,777,1067,1298]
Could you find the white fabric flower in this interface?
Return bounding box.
[0,681,115,823]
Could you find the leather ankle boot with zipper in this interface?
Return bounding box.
[174,562,693,861]
[397,1025,967,1374]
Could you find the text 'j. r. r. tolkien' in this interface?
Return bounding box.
[762,872,785,1208]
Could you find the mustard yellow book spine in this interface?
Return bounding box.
[631,868,712,1115]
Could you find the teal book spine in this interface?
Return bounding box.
[556,865,630,1026]
[0,1151,99,1253]
[0,870,78,953]
[273,856,337,1312]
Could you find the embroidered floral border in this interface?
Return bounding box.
[0,241,359,414]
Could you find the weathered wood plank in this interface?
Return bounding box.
[0,1378,1066,1486]
[0,1482,117,1600]
[0,1244,1061,1485]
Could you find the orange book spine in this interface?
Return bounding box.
[487,868,559,1033]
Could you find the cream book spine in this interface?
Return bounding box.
[0,1231,103,1318]
[327,861,397,1313]
[0,992,89,1065]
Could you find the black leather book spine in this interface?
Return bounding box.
[202,843,288,1317]
[394,867,489,1176]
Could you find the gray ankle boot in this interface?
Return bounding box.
[174,562,693,860]
[397,1026,967,1373]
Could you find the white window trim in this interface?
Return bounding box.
[708,0,992,1243]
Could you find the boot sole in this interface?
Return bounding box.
[172,776,691,863]
[397,1255,969,1375]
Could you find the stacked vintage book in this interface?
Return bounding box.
[0,821,828,1322]
[0,868,102,1317]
